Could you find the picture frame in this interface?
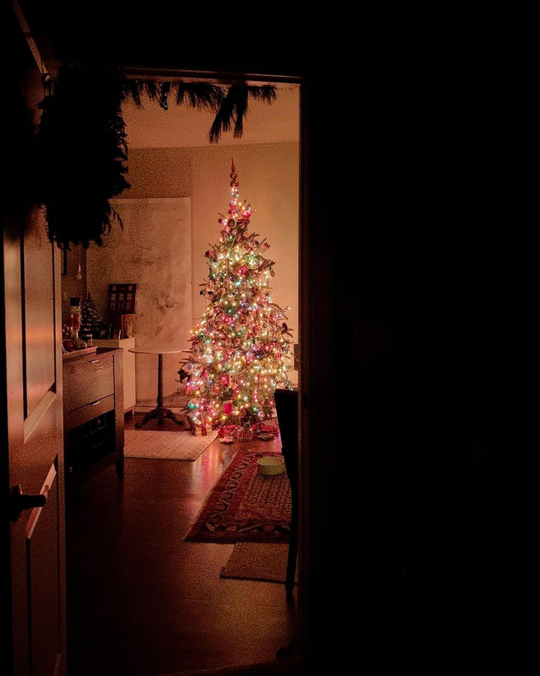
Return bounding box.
[108,283,137,314]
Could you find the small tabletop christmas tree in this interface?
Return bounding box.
[80,292,108,338]
[181,161,295,431]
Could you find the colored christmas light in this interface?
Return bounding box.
[181,161,295,429]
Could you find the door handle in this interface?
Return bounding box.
[10,484,48,523]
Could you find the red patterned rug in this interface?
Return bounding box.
[184,450,292,544]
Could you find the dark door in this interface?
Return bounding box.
[2,7,66,675]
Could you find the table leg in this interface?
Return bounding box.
[135,353,185,428]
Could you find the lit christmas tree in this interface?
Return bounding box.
[181,161,295,432]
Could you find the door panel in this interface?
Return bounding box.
[24,219,56,417]
[4,5,66,675]
[27,464,61,676]
[7,221,66,676]
[6,209,66,676]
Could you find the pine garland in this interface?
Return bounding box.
[34,64,277,250]
[35,63,130,250]
[209,85,277,143]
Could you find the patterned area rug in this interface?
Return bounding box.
[184,450,292,543]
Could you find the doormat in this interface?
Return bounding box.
[124,428,218,461]
[220,542,297,584]
[184,450,292,543]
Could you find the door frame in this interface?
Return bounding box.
[116,66,315,663]
[6,9,329,668]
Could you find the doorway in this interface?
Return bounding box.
[63,74,303,675]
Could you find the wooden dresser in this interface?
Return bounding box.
[62,347,124,488]
[92,337,136,414]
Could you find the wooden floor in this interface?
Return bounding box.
[65,430,298,676]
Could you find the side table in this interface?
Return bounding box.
[129,346,186,428]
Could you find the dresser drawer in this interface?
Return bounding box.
[63,351,115,412]
[62,347,124,488]
[64,394,115,430]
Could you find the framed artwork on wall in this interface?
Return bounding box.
[108,283,137,314]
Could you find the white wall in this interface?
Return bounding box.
[86,198,191,404]
[190,144,299,371]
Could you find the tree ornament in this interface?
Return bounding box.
[181,161,295,429]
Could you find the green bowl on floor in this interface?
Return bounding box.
[257,456,285,475]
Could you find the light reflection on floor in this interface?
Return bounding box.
[187,423,282,500]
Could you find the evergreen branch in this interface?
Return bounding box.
[208,86,237,143]
[254,238,267,253]
[208,84,276,143]
[143,80,160,103]
[173,82,224,110]
[35,63,130,249]
[232,86,249,138]
[247,85,277,103]
[259,259,276,269]
[241,232,260,245]
[159,82,171,110]
[123,79,144,107]
[34,65,277,248]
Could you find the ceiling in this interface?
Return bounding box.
[122,85,300,149]
[16,0,301,149]
[19,0,305,77]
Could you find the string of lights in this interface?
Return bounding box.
[181,161,294,430]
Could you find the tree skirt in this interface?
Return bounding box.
[184,450,292,544]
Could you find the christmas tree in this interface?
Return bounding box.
[181,161,295,431]
[80,293,108,338]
